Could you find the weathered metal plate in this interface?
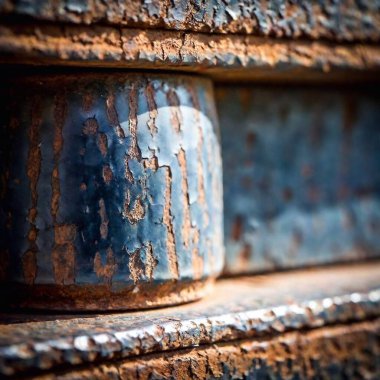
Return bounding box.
[0,262,379,377]
[217,85,380,274]
[33,320,380,379]
[0,25,379,83]
[0,73,224,310]
[0,1,379,42]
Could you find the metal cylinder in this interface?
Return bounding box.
[0,72,224,310]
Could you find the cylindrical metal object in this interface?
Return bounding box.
[0,72,224,310]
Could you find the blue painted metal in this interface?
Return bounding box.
[217,86,380,274]
[0,73,224,310]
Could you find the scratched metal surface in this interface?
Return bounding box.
[0,262,379,377]
[0,73,224,310]
[0,0,379,42]
[217,85,380,274]
[33,320,380,379]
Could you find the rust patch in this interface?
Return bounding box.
[128,83,141,159]
[163,167,179,279]
[128,244,158,284]
[54,224,76,245]
[145,82,158,136]
[51,244,76,285]
[51,95,66,227]
[21,250,37,285]
[124,155,134,183]
[167,88,182,133]
[98,199,108,240]
[52,224,76,285]
[94,248,116,285]
[82,117,99,136]
[177,148,191,248]
[81,91,93,112]
[192,229,203,280]
[24,96,42,284]
[102,165,113,184]
[123,191,145,224]
[142,155,159,171]
[97,133,108,157]
[106,92,125,138]
[128,248,144,284]
[145,242,157,281]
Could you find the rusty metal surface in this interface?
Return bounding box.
[1,1,380,42]
[217,85,380,274]
[0,72,224,310]
[33,320,380,379]
[0,262,379,377]
[0,25,380,83]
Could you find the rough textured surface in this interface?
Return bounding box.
[0,73,224,310]
[218,85,380,274]
[1,25,380,83]
[0,262,379,377]
[1,0,380,42]
[33,320,380,379]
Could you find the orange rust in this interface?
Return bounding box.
[98,198,108,240]
[145,82,158,136]
[106,92,125,138]
[97,133,108,157]
[3,277,214,311]
[51,244,76,285]
[82,117,99,136]
[81,91,93,112]
[51,95,66,232]
[93,248,117,285]
[167,88,181,133]
[142,155,159,171]
[123,193,145,225]
[124,154,134,183]
[54,224,76,245]
[102,165,113,184]
[23,96,42,285]
[163,167,179,279]
[21,250,37,285]
[1,25,380,84]
[144,242,157,281]
[128,248,144,284]
[177,148,191,248]
[128,83,141,159]
[30,320,380,379]
[52,224,76,285]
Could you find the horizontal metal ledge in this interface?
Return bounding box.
[0,24,380,83]
[0,261,379,377]
[0,0,379,43]
[28,319,380,379]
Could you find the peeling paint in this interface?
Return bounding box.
[0,73,223,310]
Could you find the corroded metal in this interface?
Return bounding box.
[0,262,379,377]
[32,320,380,379]
[1,25,380,83]
[0,72,224,310]
[0,0,379,42]
[217,85,380,274]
